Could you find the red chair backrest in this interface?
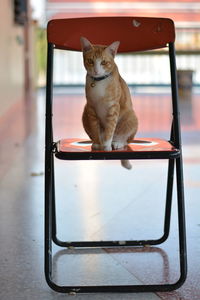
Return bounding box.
[47,16,175,53]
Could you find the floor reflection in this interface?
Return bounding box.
[52,246,170,287]
[0,87,200,299]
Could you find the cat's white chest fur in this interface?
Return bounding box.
[88,78,107,100]
[87,79,110,126]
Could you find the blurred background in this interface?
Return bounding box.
[0,2,200,299]
[1,0,200,115]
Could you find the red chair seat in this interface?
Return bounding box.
[55,138,180,160]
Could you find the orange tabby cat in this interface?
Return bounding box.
[80,37,138,169]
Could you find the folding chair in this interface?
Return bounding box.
[45,16,187,293]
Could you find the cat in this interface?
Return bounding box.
[80,37,138,169]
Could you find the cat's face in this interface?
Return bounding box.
[80,37,120,78]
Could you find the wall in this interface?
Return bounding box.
[0,1,37,178]
[0,1,25,117]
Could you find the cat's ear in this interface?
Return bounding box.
[80,37,93,52]
[106,41,120,57]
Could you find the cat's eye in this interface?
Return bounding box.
[101,60,107,65]
[87,59,94,65]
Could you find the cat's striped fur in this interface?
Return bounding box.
[80,37,138,169]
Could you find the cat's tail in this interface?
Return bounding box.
[121,160,132,170]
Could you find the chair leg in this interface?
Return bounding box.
[156,159,175,244]
[45,182,51,278]
[51,155,58,244]
[44,152,56,289]
[175,156,187,287]
[51,157,70,247]
[45,156,187,293]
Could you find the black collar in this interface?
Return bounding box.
[90,73,112,82]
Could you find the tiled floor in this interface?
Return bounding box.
[0,87,200,300]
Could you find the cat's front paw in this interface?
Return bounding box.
[112,141,126,150]
[91,143,101,150]
[102,141,112,151]
[103,145,112,151]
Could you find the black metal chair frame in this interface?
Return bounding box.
[45,17,187,294]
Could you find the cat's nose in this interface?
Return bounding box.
[94,66,100,75]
